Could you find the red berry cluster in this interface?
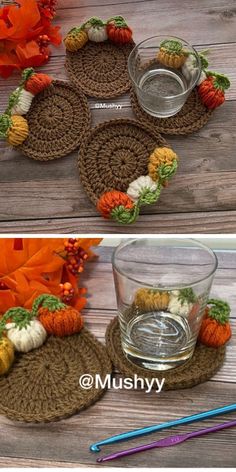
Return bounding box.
[64,239,88,275]
[59,282,75,303]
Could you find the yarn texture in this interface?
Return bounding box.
[7,115,29,146]
[33,294,84,337]
[0,329,112,422]
[127,176,157,201]
[130,87,212,135]
[19,80,91,161]
[6,319,47,353]
[148,147,178,183]
[79,118,167,205]
[11,89,34,115]
[157,39,187,68]
[65,39,134,98]
[134,288,170,311]
[0,338,14,375]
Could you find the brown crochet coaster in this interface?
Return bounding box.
[65,40,134,98]
[19,80,91,161]
[130,88,212,135]
[79,118,168,206]
[106,317,225,390]
[0,328,112,422]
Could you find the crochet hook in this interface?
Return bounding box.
[97,419,236,463]
[90,403,236,452]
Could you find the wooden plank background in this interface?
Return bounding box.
[0,245,235,467]
[0,0,236,233]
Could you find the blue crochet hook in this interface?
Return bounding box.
[90,403,236,452]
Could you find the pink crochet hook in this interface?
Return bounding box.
[97,419,236,463]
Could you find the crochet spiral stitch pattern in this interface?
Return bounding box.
[65,40,134,98]
[106,317,226,390]
[19,80,91,160]
[79,118,167,206]
[130,88,212,135]
[0,329,112,422]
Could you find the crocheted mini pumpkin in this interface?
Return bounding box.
[157,39,188,69]
[134,288,169,311]
[198,299,231,347]
[33,294,84,337]
[0,337,14,375]
[4,307,47,353]
[0,68,52,147]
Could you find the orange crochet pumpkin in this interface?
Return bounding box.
[33,294,83,337]
[198,299,231,348]
[23,68,53,95]
[106,16,132,44]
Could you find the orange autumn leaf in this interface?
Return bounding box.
[0,238,102,314]
[0,0,41,41]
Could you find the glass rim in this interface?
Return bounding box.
[127,35,201,99]
[112,238,218,290]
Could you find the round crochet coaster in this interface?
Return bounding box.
[65,40,134,98]
[0,328,112,422]
[130,88,212,135]
[79,118,167,206]
[19,80,91,161]
[106,317,226,390]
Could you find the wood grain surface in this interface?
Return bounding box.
[0,245,235,467]
[0,0,236,233]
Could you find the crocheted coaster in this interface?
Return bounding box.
[65,40,134,98]
[130,88,212,135]
[19,80,91,161]
[106,317,225,390]
[0,328,112,422]
[79,118,171,223]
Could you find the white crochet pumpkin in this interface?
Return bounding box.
[6,319,47,353]
[11,88,34,116]
[168,290,193,317]
[87,25,107,42]
[127,175,157,201]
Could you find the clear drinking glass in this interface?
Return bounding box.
[112,239,217,371]
[128,35,201,118]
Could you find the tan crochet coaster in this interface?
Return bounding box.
[65,40,134,98]
[130,88,212,135]
[19,80,91,161]
[106,317,225,390]
[79,118,168,206]
[0,328,112,422]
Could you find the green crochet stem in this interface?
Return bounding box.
[138,182,162,205]
[160,39,184,55]
[67,25,85,35]
[21,68,35,83]
[6,88,22,115]
[178,288,197,305]
[207,298,230,324]
[158,159,178,184]
[111,203,139,224]
[198,51,209,70]
[206,71,230,91]
[5,68,34,115]
[32,294,66,316]
[2,307,33,330]
[0,114,12,138]
[107,15,128,27]
[84,16,106,28]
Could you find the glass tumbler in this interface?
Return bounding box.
[128,35,201,117]
[112,239,217,371]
